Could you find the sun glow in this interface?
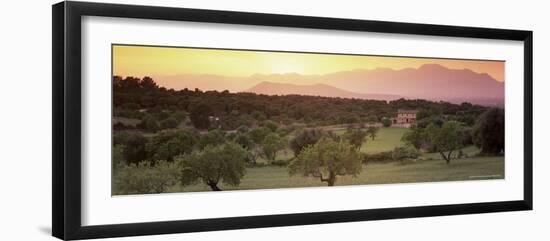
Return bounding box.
[268,60,306,74]
[113,45,505,82]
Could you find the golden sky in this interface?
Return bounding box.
[113,45,505,82]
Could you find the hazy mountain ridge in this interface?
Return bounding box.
[321,64,504,103]
[153,64,504,106]
[244,81,402,101]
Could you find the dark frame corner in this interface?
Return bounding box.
[52,1,533,240]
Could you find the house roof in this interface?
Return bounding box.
[397,109,418,114]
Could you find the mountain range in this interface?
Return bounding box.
[154,64,504,106]
[245,81,401,101]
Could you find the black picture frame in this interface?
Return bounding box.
[52,1,533,240]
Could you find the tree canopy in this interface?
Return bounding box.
[428,121,465,164]
[289,129,326,157]
[366,126,379,140]
[261,133,285,162]
[289,137,362,186]
[473,108,504,155]
[177,142,247,191]
[343,128,368,150]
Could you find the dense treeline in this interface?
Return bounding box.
[113,76,489,131]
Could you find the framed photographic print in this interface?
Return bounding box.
[52,1,533,240]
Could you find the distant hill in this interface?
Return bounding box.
[245,81,401,101]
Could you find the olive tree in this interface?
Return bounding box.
[343,128,367,150]
[177,142,247,191]
[366,126,379,140]
[289,138,362,186]
[401,126,429,150]
[234,133,260,165]
[428,121,465,164]
[261,133,286,162]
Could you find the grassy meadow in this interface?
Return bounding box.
[167,156,504,193]
[341,127,407,154]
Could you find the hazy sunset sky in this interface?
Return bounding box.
[113,45,505,82]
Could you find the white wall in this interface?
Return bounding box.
[0,0,547,240]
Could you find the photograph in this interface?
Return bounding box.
[111,44,505,195]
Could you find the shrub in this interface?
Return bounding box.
[113,160,179,195]
[392,146,420,164]
[271,159,290,167]
[362,151,393,164]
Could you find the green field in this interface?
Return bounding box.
[362,127,408,153]
[166,156,504,193]
[317,127,408,154]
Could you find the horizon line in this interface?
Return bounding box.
[113,62,504,83]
